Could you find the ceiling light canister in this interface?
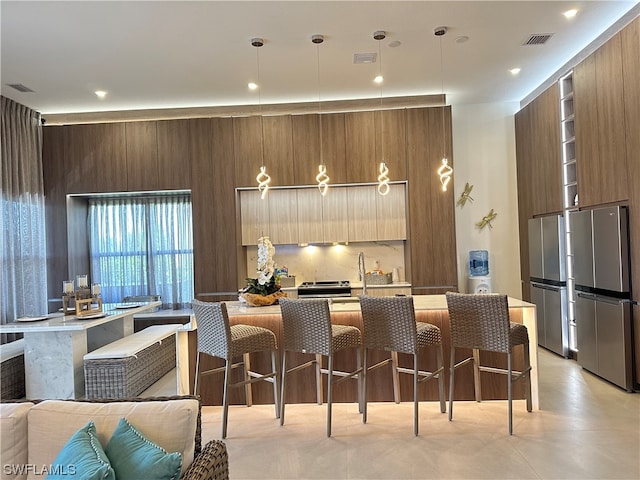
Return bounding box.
[95,90,107,99]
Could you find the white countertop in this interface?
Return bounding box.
[0,302,162,333]
[225,294,534,316]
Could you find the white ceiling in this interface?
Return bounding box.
[2,1,638,116]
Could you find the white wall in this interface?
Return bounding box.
[451,102,523,298]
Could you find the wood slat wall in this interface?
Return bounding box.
[42,106,457,306]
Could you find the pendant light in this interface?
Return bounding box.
[374,30,390,196]
[312,34,330,196]
[252,37,271,200]
[434,26,453,192]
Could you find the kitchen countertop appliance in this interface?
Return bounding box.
[297,281,352,299]
[570,205,634,391]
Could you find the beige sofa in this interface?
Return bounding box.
[0,395,228,480]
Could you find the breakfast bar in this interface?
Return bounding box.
[0,302,165,399]
[195,295,539,410]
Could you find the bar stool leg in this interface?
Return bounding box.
[194,352,201,395]
[413,353,419,436]
[524,343,533,412]
[315,353,323,405]
[357,346,364,414]
[448,347,456,421]
[243,352,253,407]
[508,351,513,435]
[472,348,482,402]
[362,348,369,424]
[271,349,280,418]
[326,354,333,437]
[391,351,401,404]
[280,352,287,425]
[222,359,232,439]
[437,343,446,413]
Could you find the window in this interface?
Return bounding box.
[88,195,194,308]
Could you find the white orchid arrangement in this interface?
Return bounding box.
[243,236,281,296]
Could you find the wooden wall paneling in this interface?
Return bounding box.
[515,104,534,300]
[634,304,640,386]
[92,123,127,193]
[621,17,640,305]
[538,85,562,214]
[573,54,600,207]
[594,33,628,204]
[209,118,238,293]
[63,124,96,193]
[291,114,320,186]
[42,126,68,309]
[297,188,323,244]
[233,116,262,187]
[425,106,457,288]
[345,111,376,183]
[125,121,158,191]
[347,185,377,242]
[262,115,295,186]
[406,108,435,289]
[322,186,349,243]
[157,119,191,190]
[239,190,270,245]
[321,113,347,184]
[189,118,215,295]
[377,109,407,180]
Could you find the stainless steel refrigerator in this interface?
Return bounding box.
[528,214,569,357]
[570,206,634,391]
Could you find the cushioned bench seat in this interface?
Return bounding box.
[1,339,25,400]
[84,325,181,399]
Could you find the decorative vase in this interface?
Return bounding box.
[240,291,287,307]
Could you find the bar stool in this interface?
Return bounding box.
[279,298,363,437]
[359,295,446,436]
[191,299,279,439]
[445,292,532,435]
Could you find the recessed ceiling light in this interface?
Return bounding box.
[388,40,401,48]
[248,82,258,90]
[563,9,578,19]
[94,90,107,99]
[374,75,383,84]
[510,68,521,75]
[455,35,470,44]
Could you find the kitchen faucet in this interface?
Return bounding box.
[358,251,367,296]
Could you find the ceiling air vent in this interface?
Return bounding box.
[354,52,377,64]
[523,33,553,46]
[7,83,35,93]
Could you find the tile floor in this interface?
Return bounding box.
[201,349,639,479]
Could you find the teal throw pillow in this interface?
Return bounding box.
[46,420,114,480]
[105,417,182,480]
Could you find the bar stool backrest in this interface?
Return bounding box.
[445,292,511,353]
[279,298,332,356]
[192,300,232,359]
[359,295,418,354]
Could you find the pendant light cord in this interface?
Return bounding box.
[439,34,446,160]
[256,45,265,168]
[316,42,324,165]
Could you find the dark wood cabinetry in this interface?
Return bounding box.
[42,105,458,301]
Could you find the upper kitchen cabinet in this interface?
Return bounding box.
[157,119,191,190]
[376,182,407,241]
[268,189,298,244]
[574,33,628,207]
[63,124,97,194]
[239,189,270,246]
[376,110,407,181]
[296,187,348,244]
[233,116,263,187]
[347,185,377,242]
[126,121,159,191]
[320,113,347,184]
[345,111,377,183]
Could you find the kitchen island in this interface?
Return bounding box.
[195,295,538,410]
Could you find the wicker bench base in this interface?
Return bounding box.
[84,337,176,399]
[1,354,26,400]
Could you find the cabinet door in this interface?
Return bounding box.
[376,183,407,240]
[321,114,347,184]
[233,116,262,187]
[345,112,376,183]
[240,189,270,245]
[347,185,377,242]
[297,188,323,244]
[262,115,295,186]
[377,110,407,181]
[292,114,321,186]
[530,285,546,347]
[126,121,159,192]
[268,189,298,245]
[322,186,348,243]
[157,119,191,190]
[575,294,597,373]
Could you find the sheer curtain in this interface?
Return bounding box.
[88,195,194,309]
[1,97,47,343]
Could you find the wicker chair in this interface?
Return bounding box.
[279,298,363,437]
[191,300,279,439]
[359,295,446,436]
[445,292,532,435]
